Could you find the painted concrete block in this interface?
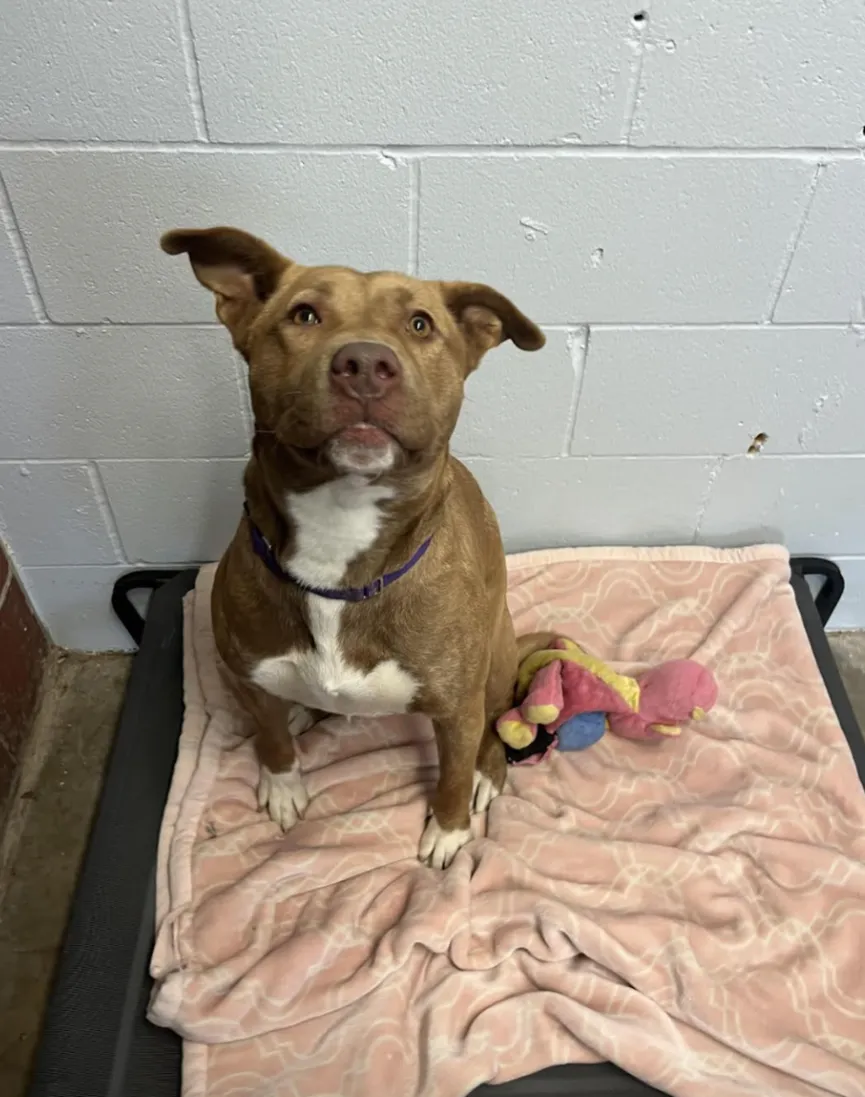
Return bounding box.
[452,330,579,459]
[418,157,811,322]
[0,0,196,140]
[572,327,865,456]
[0,152,411,322]
[191,0,636,145]
[774,162,865,324]
[698,456,865,555]
[829,559,865,632]
[464,456,713,551]
[632,0,865,148]
[20,566,146,651]
[0,327,248,459]
[0,462,118,566]
[99,459,246,563]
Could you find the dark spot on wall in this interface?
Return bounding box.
[747,432,769,455]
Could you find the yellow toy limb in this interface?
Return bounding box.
[516,644,640,712]
[652,724,681,737]
[497,717,535,749]
[524,703,560,724]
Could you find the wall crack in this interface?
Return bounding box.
[177,0,211,142]
[561,326,590,456]
[87,462,129,565]
[765,162,825,322]
[0,174,49,323]
[692,456,726,542]
[621,10,650,144]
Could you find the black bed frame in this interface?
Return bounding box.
[26,558,863,1097]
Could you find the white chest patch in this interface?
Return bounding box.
[250,475,419,717]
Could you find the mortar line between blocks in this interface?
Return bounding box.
[1,141,864,160]
[544,321,856,332]
[408,161,421,275]
[0,321,221,330]
[0,457,249,466]
[766,162,825,322]
[561,327,590,456]
[87,461,129,564]
[2,320,858,333]
[176,0,211,141]
[0,174,49,322]
[21,561,200,571]
[46,452,865,463]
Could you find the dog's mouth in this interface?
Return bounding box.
[332,423,393,448]
[325,422,401,476]
[269,397,435,477]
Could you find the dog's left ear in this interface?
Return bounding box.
[441,281,544,372]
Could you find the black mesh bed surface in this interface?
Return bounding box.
[26,558,865,1097]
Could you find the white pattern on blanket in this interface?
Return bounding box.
[150,547,865,1097]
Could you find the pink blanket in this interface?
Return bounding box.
[150,546,865,1097]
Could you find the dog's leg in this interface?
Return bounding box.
[473,728,506,813]
[472,610,518,812]
[228,675,312,830]
[256,721,309,831]
[419,695,485,869]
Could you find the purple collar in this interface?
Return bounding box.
[243,502,432,603]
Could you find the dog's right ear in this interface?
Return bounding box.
[160,226,290,340]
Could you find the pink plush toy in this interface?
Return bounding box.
[497,637,718,752]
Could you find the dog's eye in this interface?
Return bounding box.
[409,312,433,337]
[289,304,321,326]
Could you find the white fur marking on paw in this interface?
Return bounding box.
[258,762,309,831]
[472,770,500,814]
[286,703,316,737]
[418,816,471,869]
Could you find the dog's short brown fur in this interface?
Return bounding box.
[162,226,544,867]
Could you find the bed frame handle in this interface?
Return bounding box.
[111,569,183,645]
[790,557,845,627]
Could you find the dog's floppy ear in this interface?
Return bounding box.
[161,226,290,339]
[441,281,544,372]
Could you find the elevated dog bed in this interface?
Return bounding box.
[28,552,865,1097]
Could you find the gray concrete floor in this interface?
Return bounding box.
[0,652,131,1097]
[0,638,864,1097]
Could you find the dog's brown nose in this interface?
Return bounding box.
[330,342,401,401]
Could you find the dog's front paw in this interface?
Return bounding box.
[258,763,309,830]
[419,815,471,869]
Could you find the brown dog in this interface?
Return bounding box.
[162,226,544,867]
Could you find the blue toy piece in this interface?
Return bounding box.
[555,711,607,751]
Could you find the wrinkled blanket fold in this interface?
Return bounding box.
[150,546,865,1097]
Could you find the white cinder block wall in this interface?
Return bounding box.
[1,0,864,649]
